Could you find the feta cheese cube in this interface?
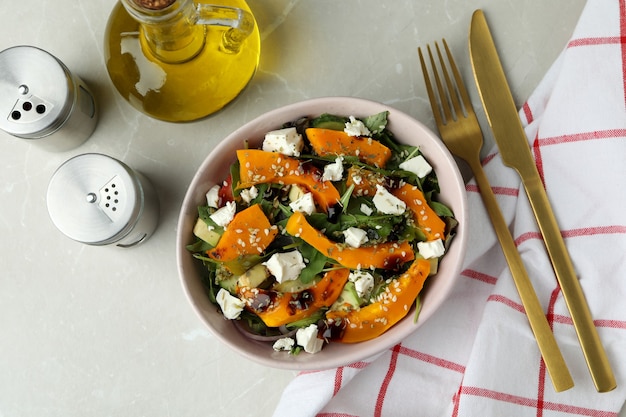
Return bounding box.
[262,127,304,156]
[417,239,445,259]
[399,155,433,178]
[240,186,258,204]
[296,324,324,354]
[272,337,295,352]
[263,250,306,283]
[322,157,344,182]
[349,270,374,299]
[344,116,371,137]
[373,185,406,215]
[360,203,373,216]
[210,201,237,227]
[289,192,316,215]
[215,288,245,319]
[205,184,220,208]
[343,227,368,248]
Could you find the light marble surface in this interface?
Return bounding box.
[0,0,603,416]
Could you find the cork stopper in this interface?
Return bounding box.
[134,0,176,10]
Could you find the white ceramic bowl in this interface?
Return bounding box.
[176,97,468,370]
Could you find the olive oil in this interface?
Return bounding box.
[104,0,260,122]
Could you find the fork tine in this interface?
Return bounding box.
[441,39,474,118]
[435,41,463,120]
[417,46,444,128]
[426,44,454,124]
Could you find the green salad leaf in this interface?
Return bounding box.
[362,111,389,134]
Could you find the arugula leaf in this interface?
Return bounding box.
[239,310,283,336]
[250,183,270,205]
[362,111,389,134]
[186,238,213,253]
[429,200,455,218]
[373,127,400,153]
[285,310,326,330]
[230,160,242,197]
[297,241,330,284]
[385,144,418,168]
[339,184,355,214]
[310,113,348,130]
[197,260,219,304]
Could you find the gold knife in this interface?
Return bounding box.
[469,9,616,392]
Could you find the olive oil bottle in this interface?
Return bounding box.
[104,0,260,122]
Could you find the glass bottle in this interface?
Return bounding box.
[104,0,260,122]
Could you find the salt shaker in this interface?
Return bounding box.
[0,45,97,151]
[46,154,159,247]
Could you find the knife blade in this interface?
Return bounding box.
[469,9,616,392]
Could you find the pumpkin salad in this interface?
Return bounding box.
[187,111,457,354]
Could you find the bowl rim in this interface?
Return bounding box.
[176,96,468,370]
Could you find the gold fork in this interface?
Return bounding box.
[418,40,574,392]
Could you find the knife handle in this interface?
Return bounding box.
[470,159,574,392]
[522,174,616,392]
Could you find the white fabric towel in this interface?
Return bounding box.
[273,0,626,415]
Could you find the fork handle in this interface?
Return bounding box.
[468,157,574,392]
